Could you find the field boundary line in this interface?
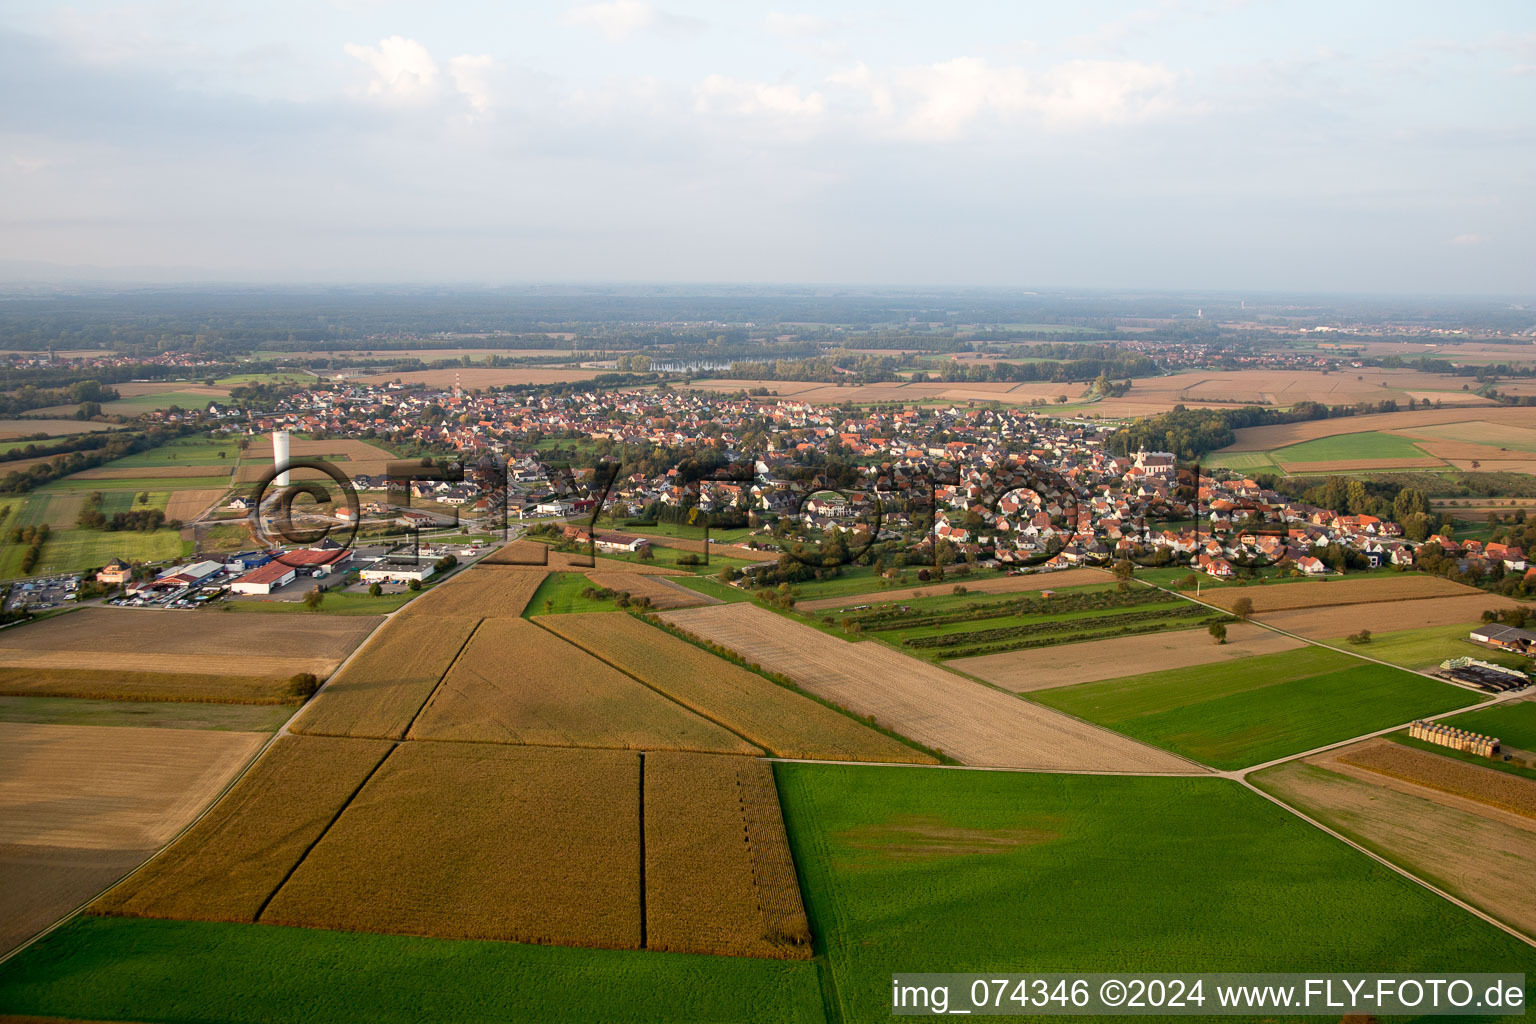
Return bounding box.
[399,618,486,741]
[637,751,647,950]
[253,740,399,923]
[1241,777,1536,949]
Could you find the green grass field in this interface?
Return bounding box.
[0,917,826,1024]
[1028,647,1481,769]
[1203,450,1279,474]
[1440,701,1536,751]
[0,525,190,580]
[667,574,752,603]
[106,438,240,468]
[776,764,1536,1023]
[1271,431,1430,464]
[617,520,755,544]
[1326,623,1533,671]
[0,695,291,731]
[523,572,624,616]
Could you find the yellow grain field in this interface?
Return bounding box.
[660,604,1198,772]
[164,488,228,521]
[93,735,394,923]
[542,613,931,762]
[291,616,483,739]
[644,752,812,959]
[400,567,545,618]
[407,617,759,753]
[260,743,644,948]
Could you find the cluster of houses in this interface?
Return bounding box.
[199,380,1461,579]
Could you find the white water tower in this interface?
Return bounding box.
[272,429,291,487]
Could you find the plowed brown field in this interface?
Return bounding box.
[1255,593,1524,638]
[582,573,707,609]
[1189,575,1476,613]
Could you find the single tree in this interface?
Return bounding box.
[302,589,324,612]
[1209,621,1228,645]
[368,581,382,597]
[1232,596,1254,620]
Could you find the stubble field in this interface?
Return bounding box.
[1188,574,1476,613]
[952,621,1305,691]
[661,604,1196,772]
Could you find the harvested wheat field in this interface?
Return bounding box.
[542,613,931,762]
[397,567,545,618]
[797,567,1111,612]
[1189,575,1475,614]
[0,844,147,955]
[408,617,759,753]
[291,616,481,739]
[1256,593,1524,639]
[645,752,812,959]
[0,723,264,849]
[1336,739,1536,819]
[583,573,706,609]
[0,608,377,669]
[660,604,1198,772]
[482,538,684,574]
[953,622,1306,692]
[0,609,380,703]
[1258,758,1536,937]
[261,743,643,948]
[93,735,393,924]
[164,488,227,521]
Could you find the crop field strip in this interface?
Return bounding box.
[1336,740,1536,819]
[1215,405,1536,452]
[952,621,1306,691]
[1254,758,1536,939]
[795,566,1112,611]
[644,752,812,959]
[396,565,547,618]
[857,586,1227,660]
[92,735,395,924]
[1189,574,1479,613]
[539,613,931,762]
[407,617,759,753]
[1255,592,1528,638]
[1029,646,1482,769]
[0,608,381,704]
[292,615,483,739]
[661,604,1197,773]
[260,743,645,948]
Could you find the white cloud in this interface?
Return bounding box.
[831,57,1187,141]
[761,12,845,38]
[1450,232,1488,245]
[561,1,701,41]
[344,36,439,102]
[695,75,826,118]
[448,54,496,114]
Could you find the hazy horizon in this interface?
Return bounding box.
[2,1,1533,294]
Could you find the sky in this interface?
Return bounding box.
[1,0,1533,293]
